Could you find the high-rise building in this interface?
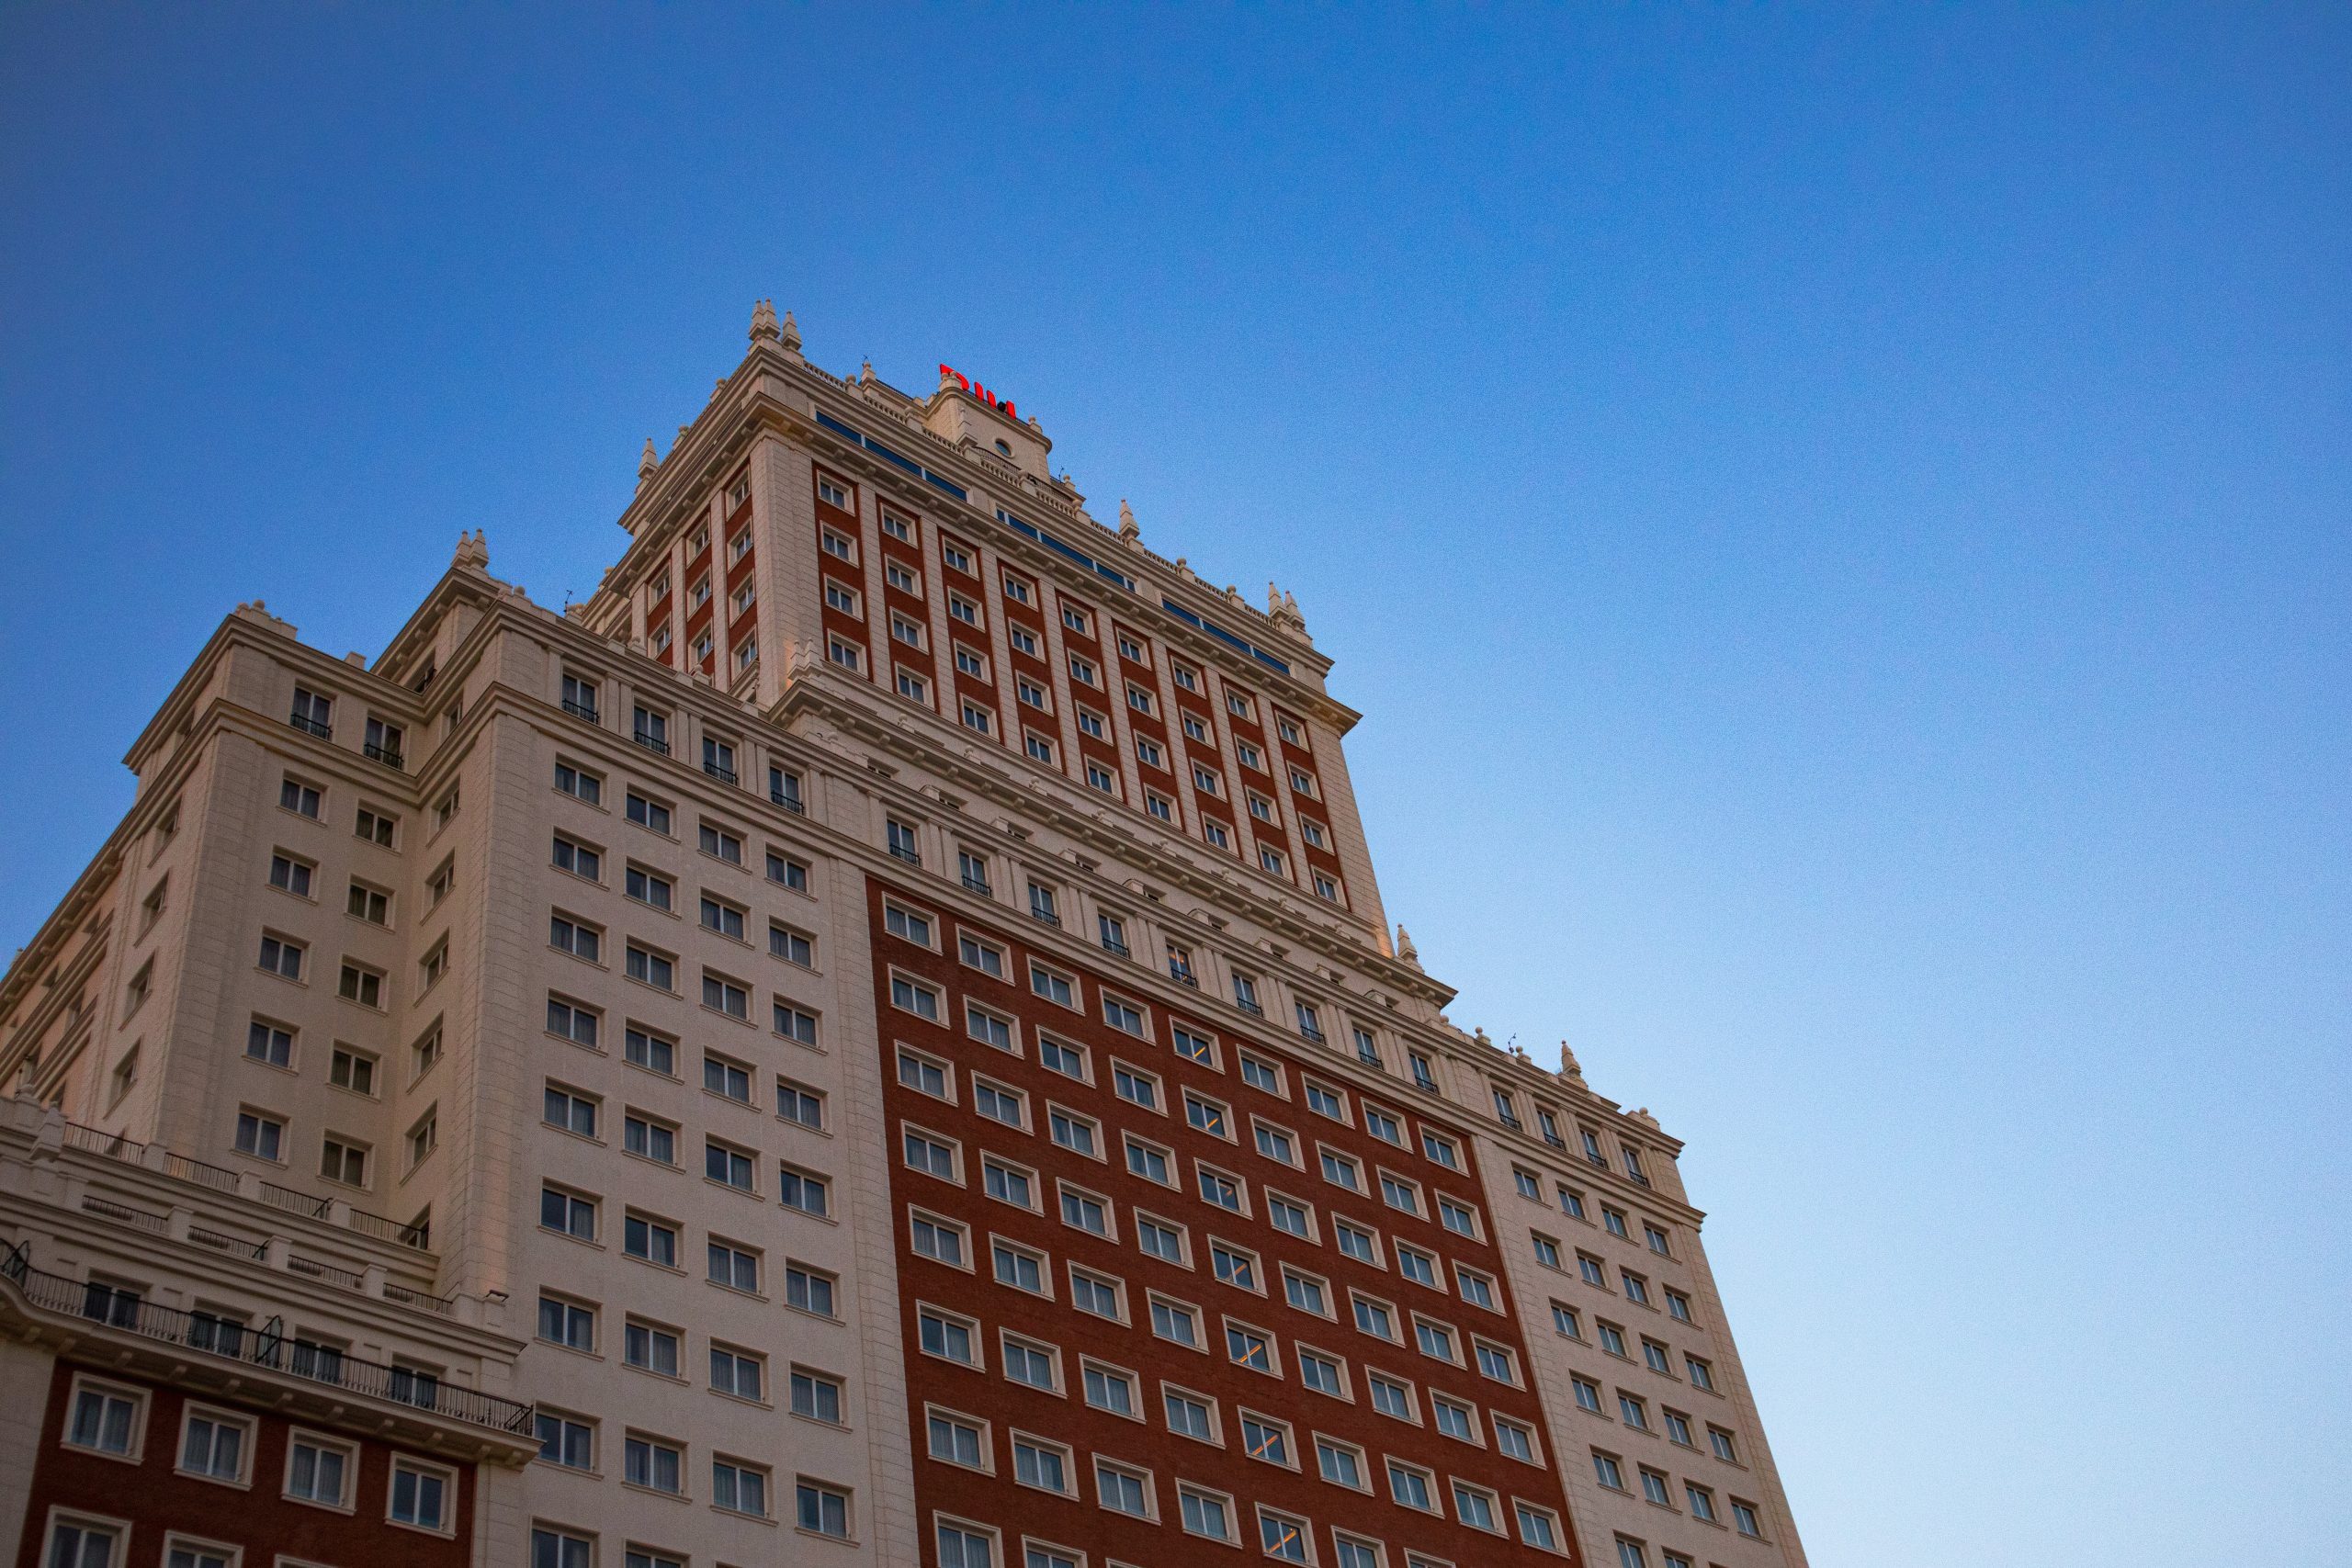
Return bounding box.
[0,304,1807,1568]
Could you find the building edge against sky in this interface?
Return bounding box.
[0,304,1808,1568]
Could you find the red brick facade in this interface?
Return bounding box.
[867,875,1583,1567]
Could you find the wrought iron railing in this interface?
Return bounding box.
[0,1254,530,1434]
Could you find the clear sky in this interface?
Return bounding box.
[4,6,2346,1562]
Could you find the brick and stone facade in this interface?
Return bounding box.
[0,304,1807,1568]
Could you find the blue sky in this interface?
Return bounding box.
[4,6,2346,1562]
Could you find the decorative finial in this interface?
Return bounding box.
[1118,500,1140,545]
[1630,1107,1660,1129]
[1395,925,1421,968]
[861,358,875,385]
[1558,1041,1584,1079]
[1270,587,1306,637]
[452,530,490,570]
[749,299,779,346]
[779,310,801,355]
[638,438,658,485]
[1267,581,1283,615]
[1473,1027,1492,1050]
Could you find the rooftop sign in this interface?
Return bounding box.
[939,364,1019,423]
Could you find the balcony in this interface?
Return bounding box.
[704,761,739,785]
[1101,937,1131,959]
[962,874,993,897]
[561,698,599,722]
[62,1122,430,1252]
[1297,1023,1327,1046]
[363,741,405,770]
[888,843,921,866]
[287,713,332,740]
[0,1248,531,1437]
[633,728,671,756]
[1170,964,1198,988]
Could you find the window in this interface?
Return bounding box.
[929,1409,988,1469]
[1172,1023,1217,1066]
[1039,1034,1088,1080]
[1709,1427,1739,1463]
[1380,1173,1423,1216]
[972,1077,1025,1129]
[1396,1247,1438,1289]
[1211,1241,1261,1291]
[256,932,303,980]
[390,1458,452,1531]
[1198,1164,1245,1212]
[1186,1092,1232,1138]
[320,1135,368,1187]
[179,1406,251,1482]
[288,684,334,738]
[624,1210,679,1268]
[780,1164,831,1214]
[1476,1340,1518,1384]
[1150,1296,1201,1347]
[539,1184,597,1241]
[973,1152,1035,1209]
[1138,1216,1188,1267]
[624,942,675,991]
[623,1432,683,1493]
[777,1076,824,1126]
[233,1110,284,1161]
[786,1261,838,1316]
[623,1316,683,1378]
[268,852,314,897]
[1734,1501,1766,1539]
[534,1408,593,1470]
[537,1292,595,1351]
[1013,1435,1071,1494]
[1322,1149,1364,1192]
[65,1377,141,1456]
[1685,1482,1718,1521]
[892,973,943,1021]
[708,1238,761,1292]
[287,1433,354,1506]
[620,1021,675,1076]
[280,775,322,818]
[1354,1297,1397,1342]
[1386,1460,1435,1511]
[701,971,751,1019]
[1105,1058,1160,1110]
[246,1018,294,1067]
[703,1135,754,1191]
[1094,1459,1152,1517]
[904,1126,960,1182]
[1438,1197,1480,1239]
[1003,1335,1058,1391]
[1226,1323,1274,1372]
[1175,1483,1236,1542]
[709,1342,765,1401]
[1334,1219,1378,1266]
[1050,1105,1101,1156]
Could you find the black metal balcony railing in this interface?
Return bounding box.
[772,784,805,814]
[288,713,332,740]
[961,874,992,897]
[63,1123,240,1194]
[64,1120,427,1251]
[561,698,599,722]
[1298,1023,1327,1045]
[704,761,738,785]
[888,843,921,866]
[363,742,405,770]
[1235,996,1263,1017]
[0,1250,529,1435]
[633,728,671,756]
[1101,938,1131,959]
